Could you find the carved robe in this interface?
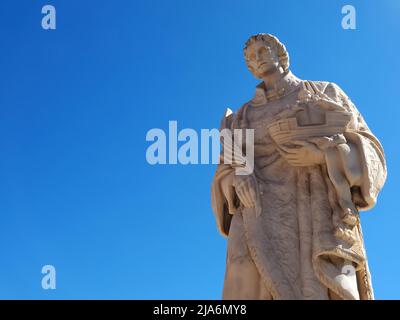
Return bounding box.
[211,77,386,300]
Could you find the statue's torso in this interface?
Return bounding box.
[244,85,303,182]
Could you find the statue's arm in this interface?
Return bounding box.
[323,83,387,211]
[211,110,237,237]
[211,105,260,236]
[211,163,236,237]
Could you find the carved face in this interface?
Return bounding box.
[245,40,280,78]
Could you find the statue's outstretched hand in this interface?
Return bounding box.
[278,140,325,167]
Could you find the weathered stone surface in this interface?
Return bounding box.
[211,33,387,300]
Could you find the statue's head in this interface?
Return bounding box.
[244,34,289,79]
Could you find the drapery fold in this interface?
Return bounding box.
[211,81,386,299]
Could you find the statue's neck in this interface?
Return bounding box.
[261,70,301,94]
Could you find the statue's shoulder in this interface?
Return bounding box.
[302,80,331,94]
[219,101,250,130]
[306,80,348,97]
[219,107,234,130]
[304,80,351,103]
[220,84,258,129]
[304,80,357,116]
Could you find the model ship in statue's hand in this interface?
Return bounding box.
[269,80,361,241]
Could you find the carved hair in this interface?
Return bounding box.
[244,33,289,72]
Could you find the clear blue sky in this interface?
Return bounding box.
[0,0,399,299]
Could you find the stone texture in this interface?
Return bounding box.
[211,33,387,300]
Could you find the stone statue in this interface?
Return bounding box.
[211,34,387,300]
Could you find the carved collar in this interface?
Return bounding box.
[251,71,302,106]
